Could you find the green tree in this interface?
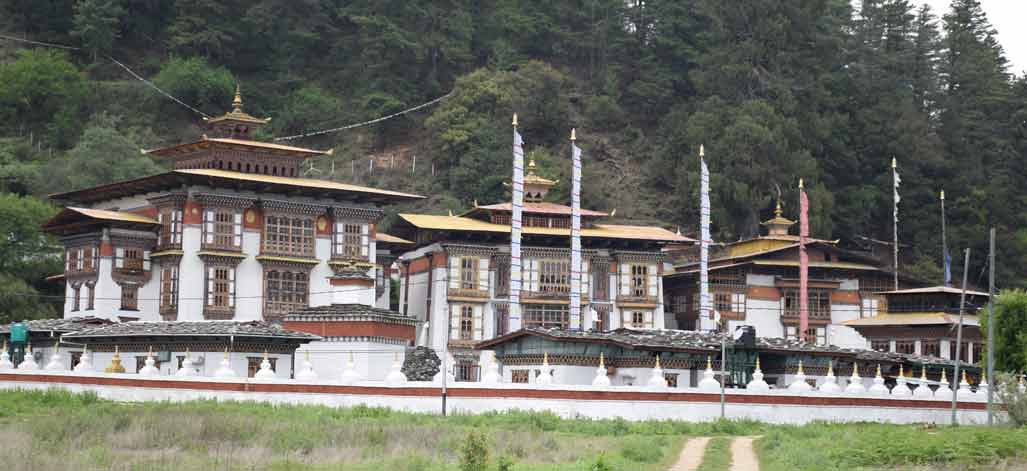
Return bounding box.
[0,273,56,324]
[150,56,235,117]
[167,0,241,62]
[71,0,126,60]
[46,114,165,192]
[984,290,1027,373]
[0,50,87,148]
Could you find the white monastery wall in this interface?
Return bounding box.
[830,303,866,349]
[178,225,205,321]
[309,238,334,307]
[745,298,784,338]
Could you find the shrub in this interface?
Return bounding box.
[459,430,491,471]
[995,372,1027,426]
[151,57,234,116]
[591,453,614,471]
[620,436,662,463]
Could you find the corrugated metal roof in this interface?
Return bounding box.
[398,214,691,242]
[63,320,320,340]
[471,202,608,217]
[375,232,414,245]
[146,137,329,157]
[66,207,159,225]
[843,313,980,327]
[880,286,990,297]
[750,260,879,270]
[176,169,424,199]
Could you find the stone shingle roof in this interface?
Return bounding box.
[62,320,320,341]
[285,304,417,325]
[480,327,973,368]
[0,316,114,334]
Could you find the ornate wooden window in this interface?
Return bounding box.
[264,215,315,257]
[922,340,941,357]
[332,222,368,259]
[781,288,831,320]
[805,327,827,345]
[70,283,81,311]
[203,209,243,251]
[630,265,648,297]
[158,209,184,248]
[66,246,98,274]
[511,369,530,383]
[67,249,79,273]
[460,258,478,290]
[160,266,179,316]
[265,270,309,320]
[623,310,653,329]
[895,340,915,355]
[870,339,890,352]
[120,284,139,311]
[713,292,746,314]
[494,256,510,297]
[591,259,610,301]
[204,266,235,319]
[523,304,568,329]
[247,357,277,378]
[861,297,880,318]
[458,305,475,340]
[455,360,479,382]
[450,304,483,341]
[85,282,95,310]
[539,260,570,295]
[664,373,679,388]
[592,304,611,330]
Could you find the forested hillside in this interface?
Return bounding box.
[0,0,1024,320]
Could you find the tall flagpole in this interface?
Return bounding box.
[799,179,809,342]
[892,158,900,290]
[986,227,995,424]
[941,190,951,286]
[509,114,524,331]
[569,129,583,329]
[699,145,714,331]
[951,247,970,426]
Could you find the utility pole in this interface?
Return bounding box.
[719,335,726,420]
[986,228,996,424]
[951,248,970,426]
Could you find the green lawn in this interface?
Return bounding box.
[0,389,1024,471]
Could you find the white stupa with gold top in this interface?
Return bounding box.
[890,365,910,397]
[868,364,889,395]
[214,348,236,378]
[18,344,39,370]
[818,361,841,394]
[253,350,276,380]
[956,371,974,398]
[746,356,770,392]
[647,355,668,389]
[104,346,125,373]
[384,352,407,386]
[975,372,988,399]
[138,347,160,376]
[912,367,934,398]
[340,352,361,385]
[73,346,92,373]
[592,353,611,387]
[536,352,554,386]
[0,342,13,370]
[787,361,812,393]
[844,364,866,394]
[295,350,319,381]
[175,348,197,377]
[44,344,66,371]
[934,369,953,399]
[480,353,501,384]
[698,356,720,392]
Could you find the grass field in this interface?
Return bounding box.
[0,389,1024,470]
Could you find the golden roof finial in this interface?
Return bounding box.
[774,199,783,219]
[797,360,804,375]
[699,144,705,158]
[598,352,605,369]
[543,351,549,365]
[527,157,537,174]
[827,360,834,376]
[707,355,712,370]
[799,178,804,190]
[940,189,945,201]
[512,113,518,127]
[920,367,927,381]
[570,128,576,141]
[891,157,897,169]
[941,368,948,383]
[654,355,662,370]
[755,355,761,371]
[875,364,882,378]
[232,83,243,112]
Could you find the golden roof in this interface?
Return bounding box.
[750,260,879,271]
[203,84,271,125]
[879,286,990,297]
[63,207,159,225]
[524,158,558,187]
[469,202,608,217]
[146,137,330,157]
[761,200,795,226]
[175,169,424,199]
[376,232,414,245]
[398,213,690,242]
[843,313,980,327]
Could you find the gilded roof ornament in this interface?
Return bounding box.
[232,84,243,112]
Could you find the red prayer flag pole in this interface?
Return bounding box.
[799,179,810,342]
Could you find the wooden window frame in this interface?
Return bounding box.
[160,265,179,314]
[264,214,315,257]
[511,369,530,384]
[895,340,916,355]
[523,304,569,329]
[538,259,570,296]
[202,209,243,251]
[204,265,235,319]
[158,208,184,249]
[870,339,890,352]
[630,265,648,298]
[120,284,139,311]
[458,305,474,340]
[264,269,309,320]
[85,282,95,310]
[782,288,831,320]
[71,283,81,312]
[332,221,368,260]
[460,257,479,290]
[623,310,653,329]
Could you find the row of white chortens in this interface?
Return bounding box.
[3,343,1023,400]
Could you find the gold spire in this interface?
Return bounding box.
[875,364,882,378]
[962,370,968,384]
[224,346,230,360]
[898,364,904,378]
[707,355,712,370]
[27,343,32,354]
[654,355,662,370]
[797,360,804,376]
[570,128,576,141]
[512,113,518,127]
[599,352,605,369]
[799,178,804,190]
[891,157,897,169]
[827,360,834,376]
[147,345,153,356]
[981,371,987,384]
[263,349,269,360]
[775,199,783,218]
[941,368,948,383]
[527,157,537,174]
[699,144,705,158]
[543,351,549,365]
[232,84,243,112]
[920,366,928,381]
[940,189,945,201]
[105,345,125,373]
[755,356,761,371]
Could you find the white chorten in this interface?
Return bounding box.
[912,367,934,398]
[818,361,841,394]
[647,355,668,389]
[253,351,277,380]
[44,346,65,371]
[975,372,988,398]
[934,369,953,400]
[0,343,13,370]
[536,352,554,386]
[891,365,910,397]
[17,345,38,370]
[698,356,720,392]
[296,351,318,381]
[340,352,361,385]
[73,347,92,373]
[214,349,236,378]
[956,371,974,399]
[175,349,197,377]
[591,353,611,387]
[868,364,890,396]
[480,355,501,384]
[384,352,407,386]
[746,356,770,392]
[138,348,159,376]
[844,364,866,394]
[787,361,812,393]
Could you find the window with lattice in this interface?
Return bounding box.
[333,222,368,259]
[630,265,648,297]
[158,208,183,248]
[160,266,178,313]
[539,260,570,295]
[524,304,568,329]
[120,284,139,310]
[203,210,242,250]
[265,270,308,318]
[264,215,315,256]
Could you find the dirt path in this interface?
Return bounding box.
[728,437,760,471]
[667,437,712,471]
